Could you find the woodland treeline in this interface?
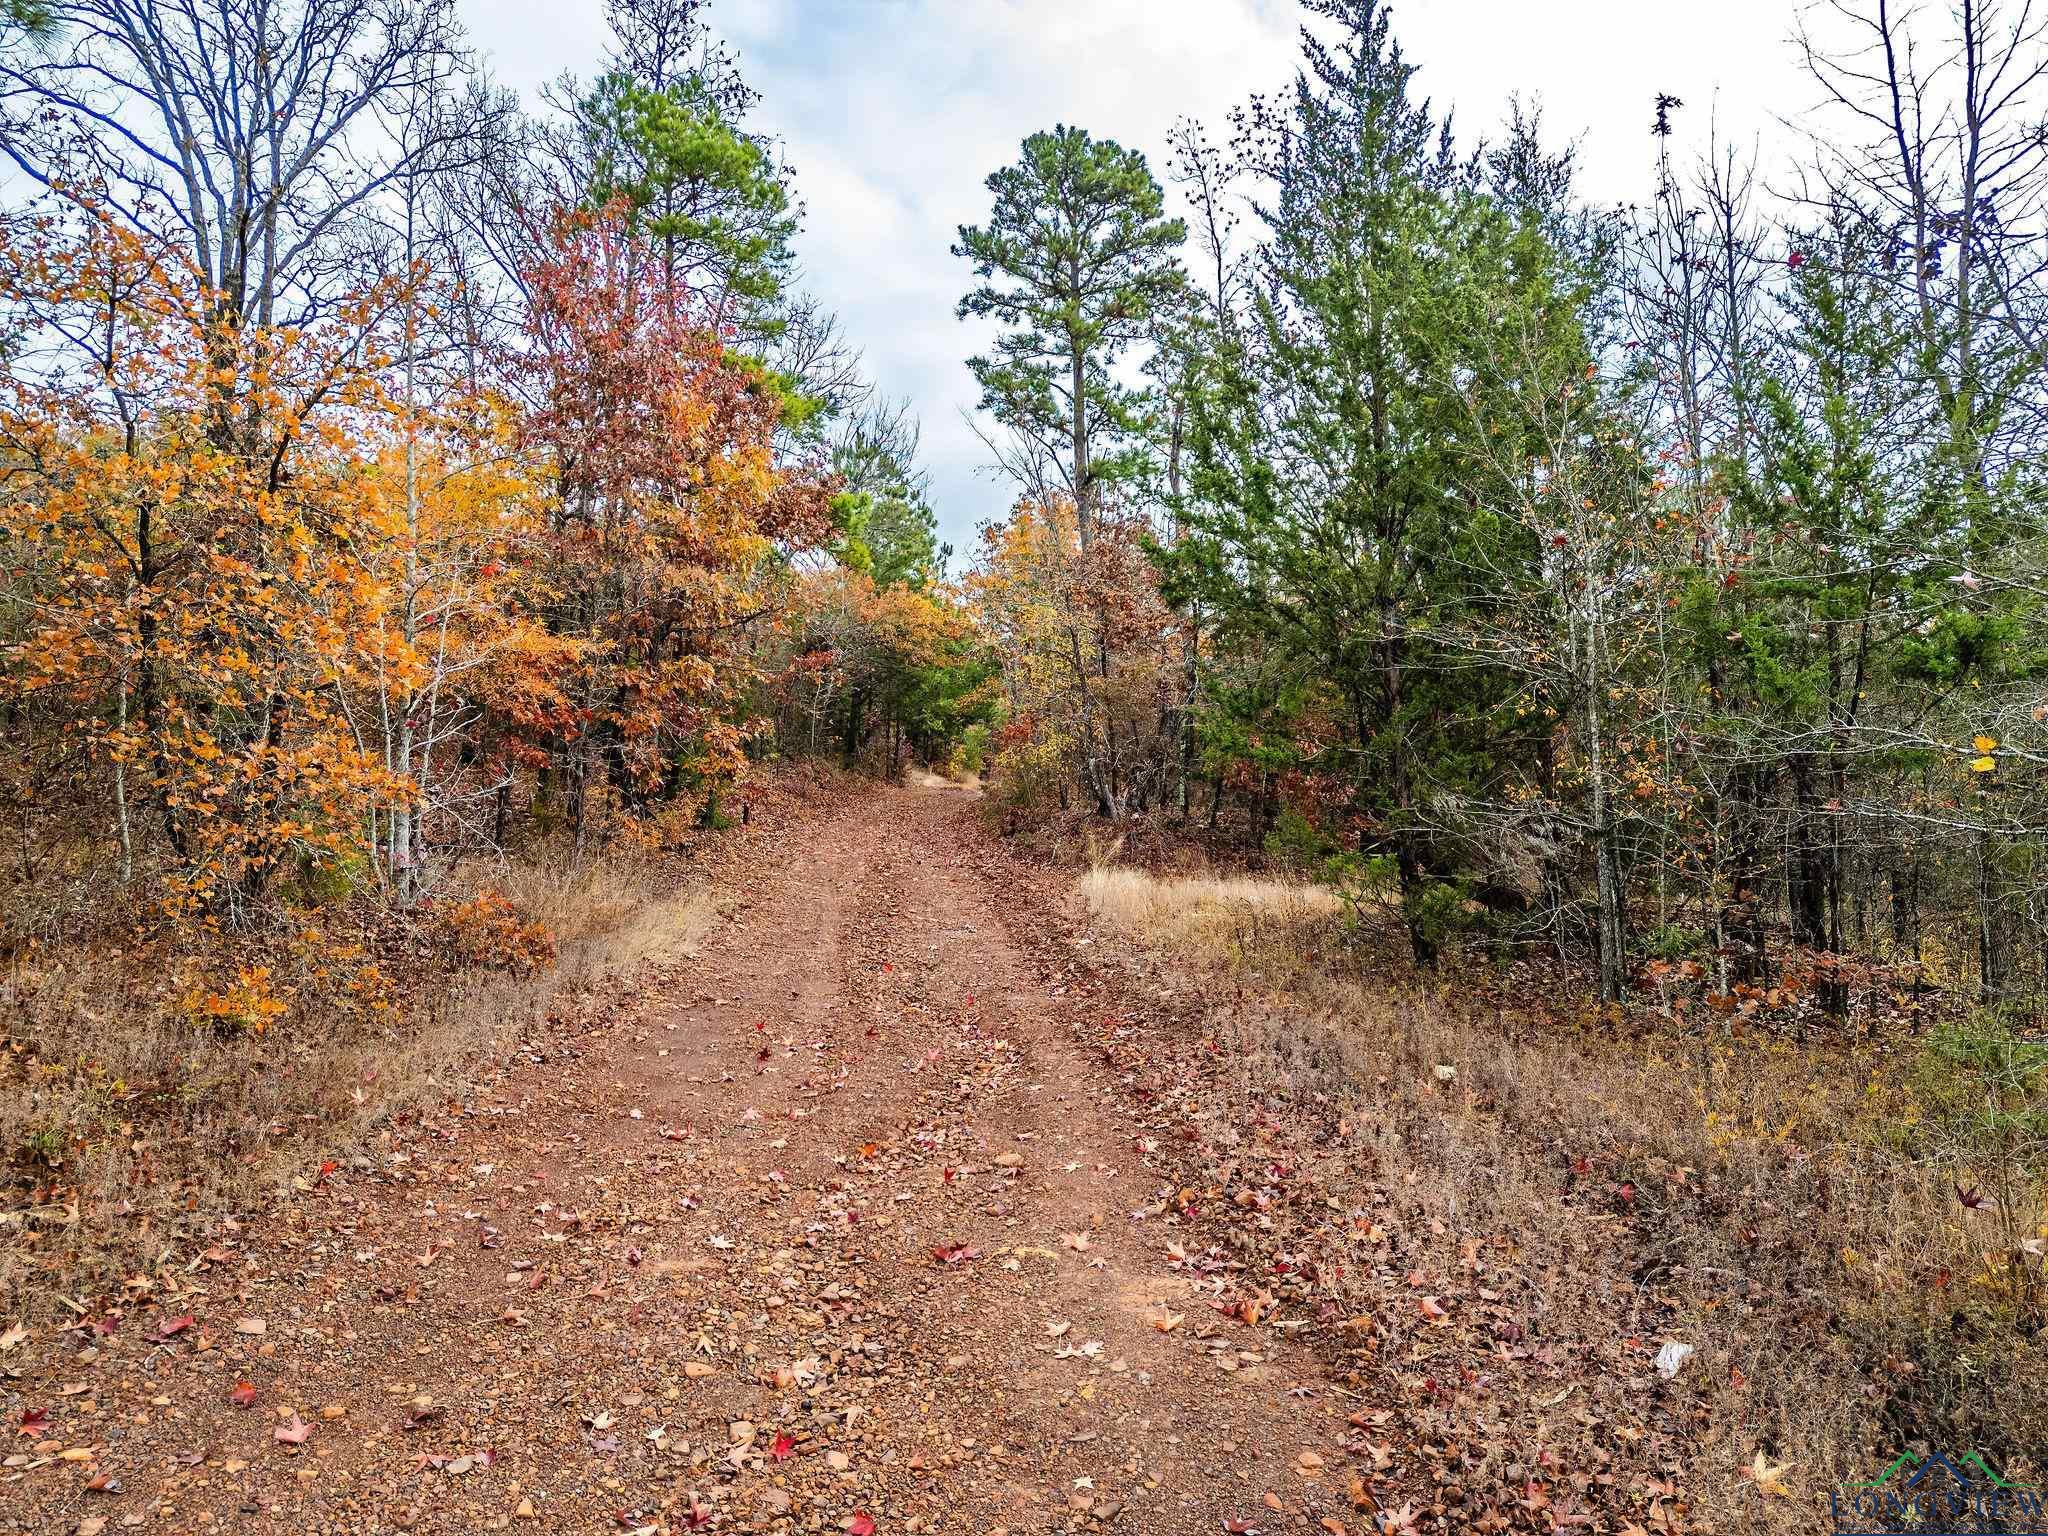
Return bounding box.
[5,0,2048,1025]
[0,0,986,1019]
[955,0,2048,1015]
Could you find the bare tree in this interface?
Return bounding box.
[0,0,471,328]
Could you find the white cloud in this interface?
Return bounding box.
[461,0,1817,555]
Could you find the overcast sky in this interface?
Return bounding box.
[458,0,1819,557]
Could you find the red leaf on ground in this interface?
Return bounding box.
[18,1407,49,1437]
[152,1313,195,1342]
[229,1381,257,1408]
[275,1415,313,1445]
[848,1515,876,1536]
[771,1431,795,1461]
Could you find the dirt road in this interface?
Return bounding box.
[8,785,1367,1536]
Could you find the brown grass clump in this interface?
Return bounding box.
[1080,863,2048,1533]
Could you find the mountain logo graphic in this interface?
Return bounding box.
[1831,1449,2047,1536]
[1844,1450,2036,1492]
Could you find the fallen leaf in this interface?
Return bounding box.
[1744,1449,1795,1497]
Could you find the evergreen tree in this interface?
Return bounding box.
[1166,0,1585,964]
[954,126,1185,547]
[580,68,796,318]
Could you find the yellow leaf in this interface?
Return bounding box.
[1975,735,1999,753]
[1971,756,1997,773]
[1744,1449,1796,1497]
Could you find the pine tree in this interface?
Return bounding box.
[954,126,1185,547]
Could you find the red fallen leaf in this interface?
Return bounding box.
[930,1243,980,1265]
[753,1020,766,1032]
[880,962,892,973]
[848,1515,876,1536]
[771,1431,795,1461]
[941,1166,956,1184]
[625,1247,643,1266]
[681,1496,714,1528]
[229,1381,257,1408]
[1957,1182,1987,1210]
[756,1047,770,1062]
[18,1407,50,1437]
[1224,1521,1261,1534]
[152,1313,195,1342]
[275,1414,313,1445]
[86,1470,121,1493]
[316,1159,338,1181]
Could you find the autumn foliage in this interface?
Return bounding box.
[0,197,828,1012]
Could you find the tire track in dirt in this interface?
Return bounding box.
[3,783,1370,1536]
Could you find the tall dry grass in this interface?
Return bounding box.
[1081,866,1344,960]
[1080,863,2048,1530]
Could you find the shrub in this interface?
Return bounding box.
[434,891,558,975]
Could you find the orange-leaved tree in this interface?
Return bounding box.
[514,203,830,849]
[964,497,1186,817]
[0,208,411,957]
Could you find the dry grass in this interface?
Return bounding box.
[1082,863,2048,1531]
[903,763,982,793]
[503,852,723,979]
[1080,865,1345,963]
[0,845,727,1316]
